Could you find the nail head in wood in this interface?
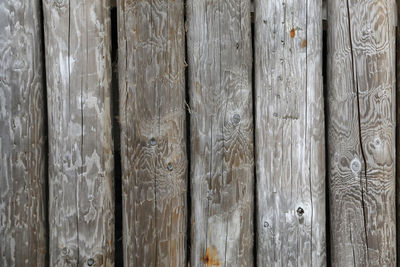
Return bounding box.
[149,137,157,146]
[167,163,173,171]
[87,258,95,266]
[296,207,304,216]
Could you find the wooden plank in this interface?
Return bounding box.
[43,0,114,265]
[397,0,400,262]
[0,1,46,266]
[254,0,325,266]
[117,0,187,266]
[327,0,396,265]
[186,1,254,266]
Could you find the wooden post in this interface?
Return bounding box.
[187,1,254,266]
[117,0,187,266]
[0,1,46,266]
[397,0,400,262]
[254,0,325,266]
[327,0,396,265]
[43,1,114,265]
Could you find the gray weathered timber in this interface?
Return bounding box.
[43,0,114,265]
[397,0,400,261]
[117,0,187,266]
[0,1,46,266]
[187,1,254,266]
[254,0,325,266]
[327,0,397,265]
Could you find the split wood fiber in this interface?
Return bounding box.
[187,0,255,266]
[43,0,114,265]
[254,0,326,266]
[327,0,397,265]
[117,0,188,266]
[0,1,46,266]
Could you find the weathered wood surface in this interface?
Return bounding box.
[327,0,396,265]
[0,1,46,266]
[43,0,114,265]
[187,1,254,266]
[254,0,325,266]
[397,1,400,262]
[117,0,187,266]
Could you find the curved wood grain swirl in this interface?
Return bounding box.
[187,1,254,266]
[0,1,46,266]
[255,0,326,266]
[43,0,114,265]
[327,0,396,265]
[117,0,188,266]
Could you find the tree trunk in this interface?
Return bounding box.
[43,0,114,265]
[187,1,254,266]
[0,1,46,266]
[327,0,396,265]
[254,0,326,265]
[117,0,188,266]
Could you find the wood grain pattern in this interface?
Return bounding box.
[327,0,396,265]
[254,0,326,266]
[397,0,400,262]
[117,0,187,266]
[186,1,254,266]
[0,1,46,266]
[43,0,114,265]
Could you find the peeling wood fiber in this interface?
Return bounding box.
[327,0,397,265]
[187,1,255,266]
[117,0,188,266]
[43,0,115,265]
[254,0,326,266]
[0,1,46,266]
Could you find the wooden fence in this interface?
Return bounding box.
[0,0,398,266]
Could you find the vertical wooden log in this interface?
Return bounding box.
[187,1,254,266]
[397,1,400,263]
[327,0,396,265]
[43,0,114,265]
[0,1,46,266]
[254,0,325,266]
[117,0,187,266]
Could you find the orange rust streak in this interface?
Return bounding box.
[302,39,307,48]
[201,246,220,266]
[290,28,295,38]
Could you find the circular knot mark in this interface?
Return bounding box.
[350,158,361,174]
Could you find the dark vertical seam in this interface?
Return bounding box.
[217,0,228,266]
[204,2,210,263]
[305,1,313,266]
[345,0,369,263]
[183,1,191,266]
[67,1,79,265]
[122,1,130,265]
[236,0,244,264]
[166,1,171,264]
[84,0,89,262]
[349,217,356,267]
[251,1,257,266]
[149,0,158,265]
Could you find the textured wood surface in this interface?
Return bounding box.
[254,0,325,266]
[0,1,46,266]
[186,1,254,266]
[397,0,400,262]
[117,0,187,266]
[43,0,114,265]
[327,0,396,265]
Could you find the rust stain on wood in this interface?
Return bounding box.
[290,28,295,38]
[302,39,307,48]
[202,246,220,267]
